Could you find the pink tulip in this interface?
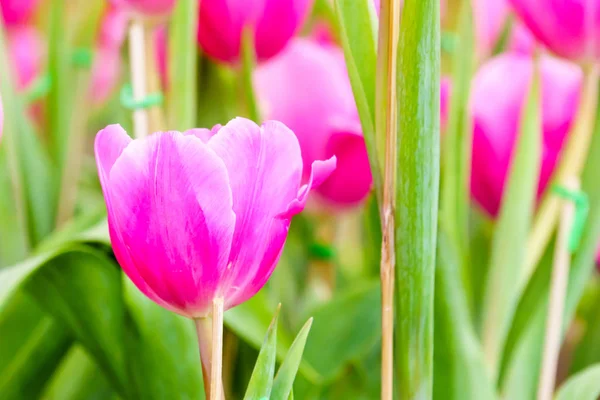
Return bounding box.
[7,26,44,92]
[154,26,168,89]
[441,77,451,131]
[98,5,129,51]
[255,38,371,207]
[197,0,314,64]
[108,0,176,17]
[509,0,600,61]
[95,118,335,317]
[0,0,38,25]
[470,53,582,217]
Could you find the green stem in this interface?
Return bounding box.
[240,29,261,123]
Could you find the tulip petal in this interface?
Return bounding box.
[207,117,305,307]
[105,131,236,317]
[95,124,132,189]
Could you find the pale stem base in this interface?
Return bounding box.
[195,298,225,400]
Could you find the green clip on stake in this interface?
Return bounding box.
[72,48,94,69]
[120,83,164,110]
[308,242,336,262]
[552,184,589,253]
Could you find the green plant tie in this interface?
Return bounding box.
[72,48,94,68]
[24,74,52,103]
[120,83,164,110]
[308,242,336,261]
[552,184,589,253]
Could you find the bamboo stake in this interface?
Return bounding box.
[128,19,149,139]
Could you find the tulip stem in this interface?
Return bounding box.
[195,299,225,400]
[240,28,261,122]
[128,18,150,139]
[537,177,578,400]
[375,0,400,397]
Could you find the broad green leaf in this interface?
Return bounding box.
[570,280,600,373]
[0,292,72,399]
[243,308,280,400]
[555,364,600,400]
[271,318,313,400]
[481,65,540,380]
[334,0,382,199]
[440,0,475,309]
[167,0,200,130]
[434,230,497,400]
[395,0,440,397]
[43,345,117,400]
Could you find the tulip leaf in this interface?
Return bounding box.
[481,63,541,380]
[167,0,200,130]
[440,0,475,308]
[271,318,313,400]
[499,91,600,398]
[395,0,440,397]
[554,364,600,400]
[434,229,497,400]
[243,307,280,400]
[334,0,382,200]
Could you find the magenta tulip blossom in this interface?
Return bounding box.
[108,0,176,17]
[7,26,44,92]
[0,0,38,25]
[255,38,371,207]
[95,118,335,317]
[509,0,600,61]
[470,53,582,217]
[197,0,314,64]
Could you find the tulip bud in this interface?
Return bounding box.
[509,0,600,61]
[108,0,176,18]
[7,26,44,92]
[197,0,314,64]
[0,0,39,25]
[470,53,582,217]
[255,38,371,207]
[95,118,335,317]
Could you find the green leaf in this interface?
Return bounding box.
[334,0,382,200]
[167,0,200,130]
[243,307,280,400]
[434,230,497,400]
[555,364,600,400]
[481,64,541,380]
[440,0,475,309]
[271,318,313,400]
[395,0,440,397]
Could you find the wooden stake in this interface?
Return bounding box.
[537,177,579,400]
[210,298,224,400]
[128,19,149,139]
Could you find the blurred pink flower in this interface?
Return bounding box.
[0,0,38,25]
[473,0,536,57]
[197,0,314,64]
[7,26,44,91]
[98,5,129,51]
[108,0,176,17]
[441,77,451,131]
[470,53,582,217]
[255,38,371,207]
[509,0,600,61]
[0,94,3,142]
[154,26,168,89]
[95,118,335,317]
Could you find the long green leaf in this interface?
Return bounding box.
[481,65,541,380]
[243,307,280,400]
[167,0,200,130]
[434,230,497,400]
[271,318,313,400]
[334,0,382,200]
[555,364,600,400]
[440,0,475,309]
[395,0,440,397]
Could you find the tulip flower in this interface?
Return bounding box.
[509,0,600,61]
[108,0,176,17]
[470,53,582,217]
[7,26,44,92]
[0,0,38,25]
[197,0,314,64]
[154,26,168,89]
[255,38,371,207]
[95,118,335,317]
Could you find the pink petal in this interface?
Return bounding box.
[7,26,44,91]
[101,130,236,318]
[184,124,222,143]
[207,118,305,308]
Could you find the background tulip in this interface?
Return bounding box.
[95,118,335,317]
[7,26,44,92]
[0,94,3,142]
[255,38,371,207]
[509,0,600,61]
[108,0,176,17]
[0,0,38,25]
[470,53,582,217]
[197,0,314,64]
